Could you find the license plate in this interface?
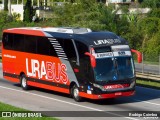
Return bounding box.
[115,92,122,96]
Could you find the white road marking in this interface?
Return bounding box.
[133,99,160,106]
[0,85,138,120]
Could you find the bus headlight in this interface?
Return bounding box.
[93,83,105,91]
[130,81,135,88]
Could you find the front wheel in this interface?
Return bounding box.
[20,75,29,90]
[72,84,82,102]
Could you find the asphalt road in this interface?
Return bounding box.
[0,63,160,120]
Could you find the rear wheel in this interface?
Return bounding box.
[20,74,29,90]
[72,84,82,102]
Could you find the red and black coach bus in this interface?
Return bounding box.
[2,27,142,101]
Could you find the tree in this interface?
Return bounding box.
[52,0,117,31]
[148,8,160,18]
[23,0,34,22]
[4,0,8,11]
[141,0,160,8]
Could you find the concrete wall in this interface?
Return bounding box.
[0,4,23,20]
[116,8,151,14]
[0,4,4,10]
[108,0,131,3]
[11,4,24,20]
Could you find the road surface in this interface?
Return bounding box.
[0,63,159,120]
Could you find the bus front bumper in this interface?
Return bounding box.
[79,90,135,100]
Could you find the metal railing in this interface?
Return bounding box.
[135,53,160,75]
[136,72,160,82]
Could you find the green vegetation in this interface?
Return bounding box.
[0,0,160,62]
[136,79,160,90]
[4,0,8,11]
[23,0,34,22]
[0,102,26,111]
[0,102,58,120]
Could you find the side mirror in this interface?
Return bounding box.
[131,49,142,63]
[84,52,96,68]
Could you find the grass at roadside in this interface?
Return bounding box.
[0,102,58,120]
[142,61,159,65]
[136,79,160,90]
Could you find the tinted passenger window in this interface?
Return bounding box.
[37,37,49,55]
[49,43,57,57]
[3,33,57,57]
[14,34,24,51]
[75,41,88,58]
[37,37,57,56]
[56,39,76,59]
[65,40,76,59]
[24,35,37,53]
[2,33,14,50]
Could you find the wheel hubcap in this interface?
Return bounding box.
[73,88,79,98]
[22,77,26,87]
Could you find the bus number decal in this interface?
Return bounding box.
[26,58,68,84]
[118,51,126,56]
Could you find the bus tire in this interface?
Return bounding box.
[20,74,29,90]
[72,84,82,102]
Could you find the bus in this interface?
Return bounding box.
[2,27,142,102]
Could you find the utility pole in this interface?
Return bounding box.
[8,0,11,16]
[159,55,160,75]
[2,0,4,7]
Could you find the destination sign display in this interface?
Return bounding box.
[92,45,131,58]
[93,52,113,58]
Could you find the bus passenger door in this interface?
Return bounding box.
[74,41,93,85]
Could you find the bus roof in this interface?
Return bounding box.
[3,27,128,47]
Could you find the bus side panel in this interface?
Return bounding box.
[3,76,19,83]
[2,50,71,94]
[2,50,26,80]
[2,49,20,83]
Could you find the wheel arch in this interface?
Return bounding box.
[20,72,25,76]
[69,81,76,94]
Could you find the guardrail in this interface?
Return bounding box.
[136,72,160,82]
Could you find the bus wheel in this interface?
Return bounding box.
[20,75,29,90]
[72,84,82,102]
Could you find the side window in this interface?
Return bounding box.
[24,35,37,53]
[75,41,88,58]
[14,34,24,51]
[63,39,76,59]
[2,33,14,50]
[37,37,49,55]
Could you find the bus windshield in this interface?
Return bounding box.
[94,57,134,82]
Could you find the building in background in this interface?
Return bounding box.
[0,0,24,20]
[0,0,65,20]
[0,0,149,20]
